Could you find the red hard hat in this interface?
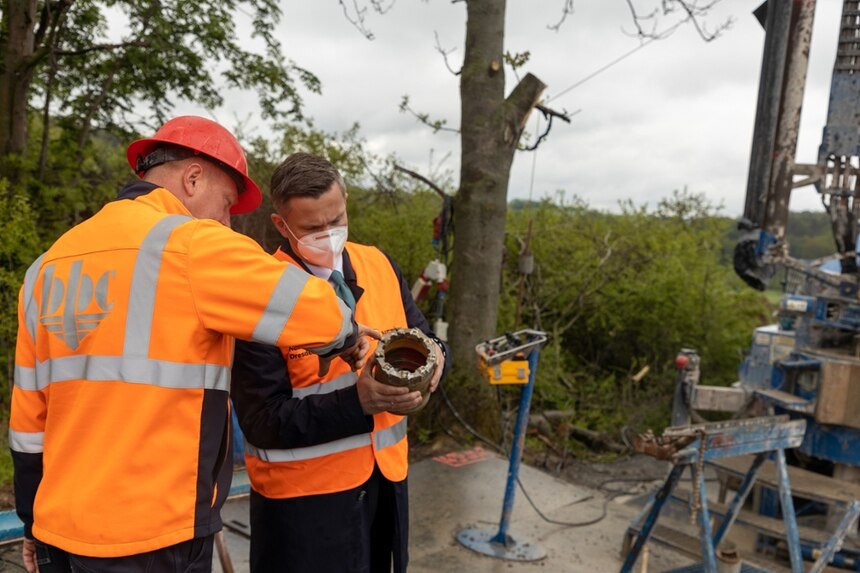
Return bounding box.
[126,116,262,215]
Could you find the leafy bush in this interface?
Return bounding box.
[500,190,769,433]
[0,180,42,409]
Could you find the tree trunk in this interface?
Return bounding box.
[448,0,545,368]
[1,0,37,161]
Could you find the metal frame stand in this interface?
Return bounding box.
[620,416,860,573]
[457,349,547,561]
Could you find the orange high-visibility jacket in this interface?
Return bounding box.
[243,244,409,498]
[10,186,353,557]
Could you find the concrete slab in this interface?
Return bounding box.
[407,450,688,573]
[0,450,838,572]
[0,450,693,572]
[210,448,691,573]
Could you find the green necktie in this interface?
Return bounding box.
[329,270,356,312]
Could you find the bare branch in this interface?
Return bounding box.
[399,95,460,134]
[394,164,448,199]
[338,0,375,40]
[675,0,733,42]
[535,104,572,124]
[547,0,575,32]
[358,155,398,195]
[369,0,395,15]
[337,0,395,40]
[624,0,659,38]
[434,31,461,76]
[54,41,149,57]
[520,104,577,153]
[624,0,732,43]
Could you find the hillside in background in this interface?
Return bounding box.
[785,211,837,259]
[720,210,835,262]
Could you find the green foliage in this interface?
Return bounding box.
[26,120,131,240]
[0,180,42,413]
[0,421,12,490]
[0,110,776,487]
[504,50,531,70]
[232,122,385,251]
[784,211,836,259]
[23,0,317,134]
[347,187,440,283]
[500,190,769,434]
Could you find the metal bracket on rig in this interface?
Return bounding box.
[475,329,548,385]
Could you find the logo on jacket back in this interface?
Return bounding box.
[39,261,115,350]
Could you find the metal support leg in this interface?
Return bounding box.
[490,349,540,546]
[712,452,767,547]
[809,500,860,573]
[775,448,804,573]
[619,464,686,573]
[457,349,545,561]
[697,466,718,573]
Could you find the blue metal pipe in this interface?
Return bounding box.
[712,452,767,548]
[619,464,686,573]
[801,543,860,571]
[775,448,804,572]
[490,349,540,546]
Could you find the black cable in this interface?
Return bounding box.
[515,475,609,528]
[438,382,504,454]
[436,369,691,529]
[514,472,675,529]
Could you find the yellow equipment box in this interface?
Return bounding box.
[482,359,530,385]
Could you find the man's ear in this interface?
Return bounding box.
[271,213,290,239]
[182,162,205,198]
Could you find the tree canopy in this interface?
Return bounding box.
[1,0,318,161]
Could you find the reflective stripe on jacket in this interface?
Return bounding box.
[10,187,353,557]
[243,243,409,498]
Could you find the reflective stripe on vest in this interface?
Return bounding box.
[374,417,407,450]
[245,433,372,462]
[8,429,44,454]
[13,215,235,393]
[14,356,230,391]
[246,418,408,463]
[13,364,37,391]
[252,264,310,345]
[242,369,407,464]
[306,296,354,356]
[292,371,357,399]
[124,216,190,356]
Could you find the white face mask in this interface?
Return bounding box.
[286,224,348,269]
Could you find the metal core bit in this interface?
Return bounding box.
[373,327,438,415]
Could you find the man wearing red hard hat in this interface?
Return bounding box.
[125,114,262,222]
[10,116,377,572]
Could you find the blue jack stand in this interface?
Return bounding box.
[457,331,548,561]
[621,415,860,573]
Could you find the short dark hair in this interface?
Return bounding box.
[140,143,246,194]
[270,152,346,210]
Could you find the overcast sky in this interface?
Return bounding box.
[187,1,845,217]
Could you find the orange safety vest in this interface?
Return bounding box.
[10,187,352,557]
[244,243,409,498]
